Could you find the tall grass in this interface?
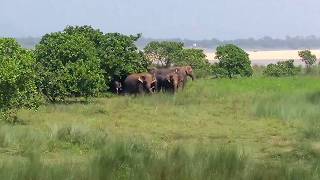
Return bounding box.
[0,141,317,180]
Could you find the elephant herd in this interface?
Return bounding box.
[112,66,194,95]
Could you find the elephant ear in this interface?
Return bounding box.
[138,75,146,83]
[186,66,193,73]
[166,74,171,83]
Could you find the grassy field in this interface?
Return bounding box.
[2,76,320,179]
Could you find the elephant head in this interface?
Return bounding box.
[113,81,123,94]
[182,66,194,80]
[166,73,180,93]
[137,74,157,93]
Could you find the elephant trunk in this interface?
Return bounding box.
[188,73,195,81]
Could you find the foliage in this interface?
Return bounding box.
[211,63,229,78]
[174,48,211,78]
[100,33,150,82]
[35,29,105,102]
[263,60,301,77]
[298,50,317,67]
[0,38,41,121]
[214,44,253,78]
[63,25,150,83]
[144,41,184,67]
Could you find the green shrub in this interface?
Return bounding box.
[174,48,211,78]
[299,50,317,69]
[35,29,105,102]
[0,38,41,121]
[63,26,150,86]
[100,33,150,82]
[263,60,301,77]
[211,63,229,78]
[214,44,253,78]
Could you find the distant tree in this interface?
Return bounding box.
[215,44,253,78]
[298,50,317,71]
[0,38,41,121]
[144,41,184,67]
[174,48,211,77]
[35,30,105,102]
[263,60,301,77]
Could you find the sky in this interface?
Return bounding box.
[1,0,320,40]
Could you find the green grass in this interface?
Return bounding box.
[2,76,320,179]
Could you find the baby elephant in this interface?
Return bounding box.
[123,72,157,95]
[112,80,123,94]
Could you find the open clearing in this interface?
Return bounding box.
[2,77,320,179]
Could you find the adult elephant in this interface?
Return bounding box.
[149,66,194,92]
[164,72,181,93]
[123,72,157,95]
[176,66,194,89]
[149,67,179,92]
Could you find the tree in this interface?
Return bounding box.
[263,60,301,77]
[35,30,105,102]
[298,50,317,71]
[144,41,184,67]
[0,38,41,120]
[100,33,150,82]
[215,44,253,78]
[63,25,149,84]
[174,48,211,78]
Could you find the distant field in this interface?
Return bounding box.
[206,49,320,66]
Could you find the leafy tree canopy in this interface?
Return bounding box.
[144,41,184,67]
[0,38,41,120]
[298,50,317,67]
[35,29,105,102]
[215,44,253,78]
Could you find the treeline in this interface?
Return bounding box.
[14,35,320,50]
[136,36,320,50]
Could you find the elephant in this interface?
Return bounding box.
[111,80,123,94]
[149,67,180,92]
[175,66,194,89]
[150,66,194,92]
[123,72,157,95]
[164,72,181,93]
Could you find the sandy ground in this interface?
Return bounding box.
[205,49,320,66]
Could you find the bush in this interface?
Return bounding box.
[174,48,211,78]
[63,26,150,85]
[299,50,317,67]
[35,30,105,102]
[214,44,253,78]
[0,38,41,120]
[263,60,301,77]
[211,63,229,78]
[100,33,150,82]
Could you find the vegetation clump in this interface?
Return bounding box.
[214,44,253,78]
[263,60,301,77]
[0,38,41,121]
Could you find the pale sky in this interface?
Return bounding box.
[1,0,320,40]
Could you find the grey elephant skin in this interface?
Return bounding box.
[123,73,157,95]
